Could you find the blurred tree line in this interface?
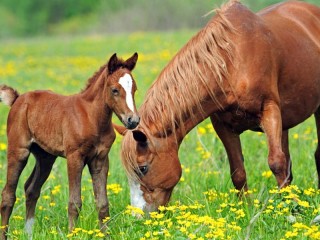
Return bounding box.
[0,0,319,38]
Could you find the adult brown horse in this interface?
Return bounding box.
[117,0,320,213]
[0,53,139,239]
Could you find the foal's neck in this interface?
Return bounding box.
[79,73,112,123]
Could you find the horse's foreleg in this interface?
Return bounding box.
[210,115,248,192]
[88,155,110,232]
[66,153,85,232]
[1,147,30,240]
[314,110,320,188]
[24,146,56,236]
[281,130,292,184]
[260,101,289,188]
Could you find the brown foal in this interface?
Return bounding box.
[0,53,139,239]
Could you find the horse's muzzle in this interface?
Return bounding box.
[124,114,140,129]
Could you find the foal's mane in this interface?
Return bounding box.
[140,0,238,137]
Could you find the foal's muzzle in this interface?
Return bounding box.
[123,114,140,129]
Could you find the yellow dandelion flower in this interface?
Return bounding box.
[262,170,273,178]
[0,143,7,151]
[197,127,206,135]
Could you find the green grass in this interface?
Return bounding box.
[0,31,320,239]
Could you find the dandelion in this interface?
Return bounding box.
[102,216,110,223]
[262,170,273,178]
[0,143,7,151]
[107,183,123,194]
[125,205,144,216]
[197,126,206,135]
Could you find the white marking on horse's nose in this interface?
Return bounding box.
[129,180,147,212]
[118,73,135,112]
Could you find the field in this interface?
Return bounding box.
[0,30,320,239]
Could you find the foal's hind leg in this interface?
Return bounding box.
[88,155,110,231]
[210,115,248,192]
[314,111,320,188]
[1,144,30,239]
[24,144,56,235]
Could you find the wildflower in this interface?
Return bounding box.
[95,232,105,238]
[197,127,206,135]
[297,200,310,208]
[262,170,273,178]
[102,216,110,223]
[107,183,123,194]
[125,205,144,216]
[0,143,7,151]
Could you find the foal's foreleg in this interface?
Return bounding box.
[1,147,30,240]
[88,155,110,231]
[66,153,85,232]
[24,146,56,235]
[260,101,289,188]
[314,111,320,188]
[210,115,248,192]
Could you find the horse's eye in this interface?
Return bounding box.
[139,165,148,176]
[111,88,119,95]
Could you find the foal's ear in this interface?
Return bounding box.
[108,53,119,74]
[133,130,147,145]
[124,52,138,71]
[113,123,127,136]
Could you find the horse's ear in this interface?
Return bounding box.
[113,123,127,136]
[108,53,118,74]
[124,52,138,71]
[133,130,147,144]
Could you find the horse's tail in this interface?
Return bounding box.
[0,85,19,107]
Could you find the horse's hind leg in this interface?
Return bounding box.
[210,115,248,192]
[88,155,110,231]
[24,144,56,236]
[314,110,320,188]
[1,145,30,239]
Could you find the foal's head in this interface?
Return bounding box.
[105,53,140,129]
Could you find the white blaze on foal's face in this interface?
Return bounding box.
[119,73,135,112]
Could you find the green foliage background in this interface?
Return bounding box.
[0,0,319,38]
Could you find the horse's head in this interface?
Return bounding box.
[106,53,139,129]
[119,126,182,212]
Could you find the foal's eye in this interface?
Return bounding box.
[111,88,119,95]
[139,165,148,176]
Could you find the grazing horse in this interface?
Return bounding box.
[0,53,139,239]
[117,0,320,213]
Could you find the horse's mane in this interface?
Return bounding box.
[122,0,239,183]
[139,0,238,138]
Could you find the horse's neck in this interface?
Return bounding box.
[142,81,228,145]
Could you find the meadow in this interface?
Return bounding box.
[0,30,320,239]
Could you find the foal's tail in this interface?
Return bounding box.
[0,85,19,106]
